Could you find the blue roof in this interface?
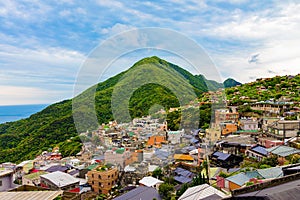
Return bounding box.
[174,167,195,184]
[251,145,268,156]
[113,186,161,200]
[46,164,72,173]
[174,167,195,177]
[174,176,193,184]
[155,149,170,160]
[212,152,231,161]
[190,138,200,144]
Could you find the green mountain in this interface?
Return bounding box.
[223,78,242,88]
[0,56,223,163]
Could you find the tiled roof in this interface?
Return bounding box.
[267,145,300,157]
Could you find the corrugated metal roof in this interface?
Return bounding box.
[256,167,283,179]
[226,173,251,186]
[267,146,300,157]
[113,186,161,200]
[0,191,63,200]
[234,179,300,200]
[40,171,79,188]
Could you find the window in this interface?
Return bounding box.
[98,175,101,179]
[0,180,2,187]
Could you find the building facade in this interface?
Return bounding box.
[0,169,14,192]
[87,165,118,194]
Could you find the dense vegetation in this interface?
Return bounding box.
[226,74,300,105]
[223,78,241,88]
[0,56,223,163]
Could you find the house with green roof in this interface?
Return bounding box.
[267,145,300,157]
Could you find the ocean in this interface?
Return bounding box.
[0,104,48,124]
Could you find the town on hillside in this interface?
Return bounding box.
[1,81,300,200]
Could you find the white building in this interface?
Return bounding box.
[139,176,163,190]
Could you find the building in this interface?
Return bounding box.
[139,176,163,190]
[173,167,195,184]
[15,160,34,179]
[113,186,161,200]
[214,109,239,125]
[167,130,184,144]
[0,191,63,200]
[104,148,133,169]
[220,122,238,136]
[246,145,268,161]
[0,169,14,192]
[240,119,259,131]
[40,171,80,192]
[267,120,300,139]
[266,145,300,158]
[173,154,195,164]
[178,183,228,200]
[227,173,300,200]
[147,135,166,147]
[22,171,48,186]
[210,151,243,168]
[87,164,118,194]
[258,137,284,148]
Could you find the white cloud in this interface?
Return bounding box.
[0,85,61,105]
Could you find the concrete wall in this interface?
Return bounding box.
[0,174,13,192]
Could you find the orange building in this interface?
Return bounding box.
[147,135,166,147]
[174,154,194,162]
[220,123,238,135]
[87,165,118,194]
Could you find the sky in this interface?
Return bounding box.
[0,0,300,105]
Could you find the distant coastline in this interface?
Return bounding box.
[0,104,48,124]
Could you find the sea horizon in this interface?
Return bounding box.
[0,104,49,124]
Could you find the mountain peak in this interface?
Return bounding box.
[223,78,242,88]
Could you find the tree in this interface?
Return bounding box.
[152,167,163,179]
[159,183,174,200]
[177,183,189,197]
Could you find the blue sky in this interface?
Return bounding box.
[0,0,300,105]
